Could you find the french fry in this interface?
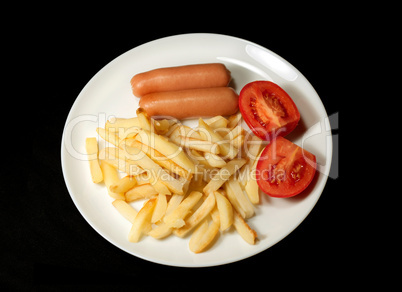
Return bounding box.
[197,118,232,158]
[151,194,168,223]
[205,115,228,129]
[136,108,153,132]
[163,191,203,228]
[169,125,203,146]
[128,198,156,243]
[134,173,150,185]
[96,128,120,147]
[222,125,244,140]
[100,160,125,200]
[174,192,216,237]
[189,218,220,253]
[180,136,220,154]
[225,178,255,218]
[227,111,242,129]
[231,134,244,150]
[99,147,144,176]
[203,152,226,168]
[244,148,264,204]
[85,137,103,183]
[112,199,138,223]
[125,183,158,202]
[203,158,246,195]
[118,145,184,195]
[124,139,190,178]
[109,175,137,193]
[148,194,184,239]
[224,183,246,218]
[233,209,257,245]
[135,129,195,173]
[214,191,233,231]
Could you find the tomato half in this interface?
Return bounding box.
[256,137,316,198]
[239,81,300,140]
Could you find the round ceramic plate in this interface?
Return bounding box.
[61,33,332,267]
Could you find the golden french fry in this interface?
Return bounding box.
[244,148,264,204]
[118,145,184,195]
[205,115,228,129]
[238,135,264,187]
[227,111,242,129]
[148,194,184,239]
[85,137,103,183]
[222,125,243,140]
[128,198,156,243]
[203,158,246,195]
[174,192,216,237]
[125,183,157,202]
[134,173,150,185]
[225,178,255,218]
[189,218,220,253]
[224,183,245,218]
[163,191,203,228]
[165,194,185,214]
[231,134,244,150]
[112,199,138,223]
[135,129,195,173]
[214,191,233,231]
[180,136,220,154]
[169,125,203,146]
[203,152,226,168]
[100,160,125,200]
[109,175,137,193]
[96,127,120,147]
[99,147,144,176]
[124,139,190,178]
[151,194,168,223]
[233,209,257,245]
[147,221,172,239]
[136,108,153,132]
[197,118,232,157]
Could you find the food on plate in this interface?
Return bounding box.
[85,137,103,183]
[112,199,138,223]
[84,63,318,254]
[139,87,239,119]
[128,198,156,242]
[256,136,316,198]
[233,210,257,245]
[239,81,300,140]
[100,160,125,200]
[131,63,231,97]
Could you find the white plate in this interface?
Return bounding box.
[61,33,332,267]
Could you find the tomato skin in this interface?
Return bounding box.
[239,81,300,141]
[256,137,316,198]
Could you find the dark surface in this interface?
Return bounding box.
[3,15,350,290]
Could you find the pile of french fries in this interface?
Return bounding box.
[85,109,264,253]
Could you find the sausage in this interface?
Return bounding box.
[139,87,239,119]
[131,63,231,97]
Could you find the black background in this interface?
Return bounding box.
[3,13,350,290]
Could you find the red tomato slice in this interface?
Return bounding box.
[256,137,316,198]
[239,81,300,140]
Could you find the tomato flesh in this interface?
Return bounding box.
[239,81,300,140]
[256,137,316,198]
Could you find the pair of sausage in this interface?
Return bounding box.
[130,63,239,119]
